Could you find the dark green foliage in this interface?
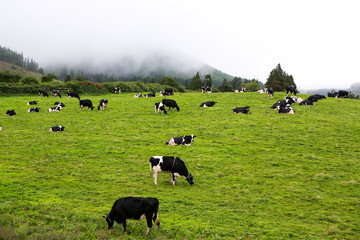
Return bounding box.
[41,73,58,83]
[160,76,185,92]
[265,63,296,91]
[218,78,234,92]
[204,73,212,87]
[0,70,22,83]
[20,77,40,85]
[243,81,261,91]
[0,45,40,73]
[189,72,202,90]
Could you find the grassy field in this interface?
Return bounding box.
[0,92,359,239]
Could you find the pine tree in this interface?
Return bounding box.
[265,64,296,91]
[189,72,202,90]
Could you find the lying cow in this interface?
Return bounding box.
[327,92,338,98]
[149,156,194,186]
[160,88,173,96]
[52,90,62,98]
[38,90,49,97]
[308,94,326,102]
[299,99,314,105]
[79,99,94,110]
[48,105,62,112]
[112,87,121,94]
[166,135,196,146]
[98,99,108,110]
[277,105,295,114]
[134,93,142,98]
[27,107,40,113]
[103,197,160,235]
[233,106,250,114]
[162,99,180,111]
[6,110,16,116]
[49,125,65,132]
[67,92,80,100]
[155,102,167,114]
[144,92,155,97]
[27,100,38,105]
[54,102,65,107]
[337,90,349,98]
[200,101,216,107]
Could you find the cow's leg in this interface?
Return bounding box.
[171,173,176,186]
[145,214,153,235]
[153,172,158,185]
[153,211,160,231]
[122,219,127,233]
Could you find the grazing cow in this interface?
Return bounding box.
[286,85,298,96]
[327,92,338,98]
[233,106,250,114]
[79,99,94,110]
[27,107,40,113]
[98,99,108,110]
[337,90,349,98]
[27,100,38,105]
[112,87,121,94]
[200,101,216,107]
[155,102,167,114]
[52,90,62,98]
[38,90,49,97]
[149,156,194,186]
[308,94,326,102]
[201,86,212,93]
[67,92,80,100]
[299,99,314,105]
[267,88,274,99]
[54,102,65,107]
[277,105,295,114]
[162,99,180,111]
[134,93,142,98]
[49,125,65,132]
[48,105,62,112]
[144,92,156,97]
[6,110,16,116]
[166,135,196,146]
[103,197,160,235]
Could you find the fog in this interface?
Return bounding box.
[1,0,360,89]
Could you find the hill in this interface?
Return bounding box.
[0,60,43,80]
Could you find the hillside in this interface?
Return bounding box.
[0,60,43,80]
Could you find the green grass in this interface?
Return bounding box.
[0,92,359,239]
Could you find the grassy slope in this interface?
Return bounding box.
[0,92,359,239]
[0,61,43,80]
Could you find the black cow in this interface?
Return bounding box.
[98,99,108,110]
[112,87,121,94]
[38,90,49,97]
[160,88,173,96]
[103,197,160,235]
[277,105,295,114]
[162,99,179,111]
[49,125,65,132]
[308,94,326,102]
[144,92,156,97]
[134,93,142,98]
[200,101,216,107]
[166,135,196,146]
[267,88,274,99]
[27,100,38,105]
[233,106,250,114]
[67,92,80,100]
[52,90,62,98]
[6,110,16,116]
[149,156,194,186]
[286,85,298,96]
[155,102,167,114]
[299,99,314,105]
[27,107,40,113]
[337,90,349,98]
[54,102,65,107]
[327,92,338,98]
[79,99,94,110]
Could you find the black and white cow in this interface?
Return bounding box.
[155,102,167,114]
[267,88,274,99]
[160,88,173,96]
[327,92,338,98]
[52,90,62,98]
[200,101,216,107]
[98,99,108,110]
[299,99,314,105]
[49,125,65,132]
[112,87,121,94]
[201,86,212,93]
[144,92,156,97]
[233,106,250,114]
[277,105,295,114]
[337,90,349,98]
[54,102,65,107]
[27,107,40,113]
[48,105,62,112]
[6,110,16,116]
[38,90,49,97]
[286,85,298,96]
[162,99,180,111]
[271,98,295,109]
[103,197,160,236]
[166,135,196,146]
[285,96,303,103]
[134,93,142,98]
[27,100,38,105]
[79,99,94,110]
[149,156,194,186]
[67,92,80,100]
[308,94,326,102]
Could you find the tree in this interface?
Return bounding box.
[243,81,261,91]
[74,74,85,81]
[218,78,234,92]
[189,72,202,90]
[41,73,57,83]
[265,64,296,91]
[203,73,212,87]
[65,74,72,82]
[20,77,39,85]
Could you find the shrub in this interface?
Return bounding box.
[20,77,40,85]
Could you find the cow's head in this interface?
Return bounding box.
[103,215,114,229]
[186,173,194,184]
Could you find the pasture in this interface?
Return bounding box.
[0,92,359,239]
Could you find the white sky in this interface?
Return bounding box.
[1,0,359,89]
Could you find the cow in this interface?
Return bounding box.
[52,90,62,98]
[79,99,94,110]
[285,96,303,103]
[149,156,194,186]
[308,94,326,102]
[201,86,212,93]
[103,197,160,236]
[54,102,65,108]
[144,92,156,97]
[162,99,180,111]
[49,125,65,132]
[200,101,216,107]
[48,105,62,112]
[27,107,40,113]
[327,92,338,98]
[160,88,173,96]
[112,87,121,94]
[67,92,80,100]
[240,88,246,93]
[286,85,298,96]
[38,90,49,97]
[233,106,250,114]
[267,88,274,99]
[155,102,167,114]
[271,98,295,109]
[6,110,16,116]
[98,99,108,110]
[134,93,142,98]
[257,89,266,93]
[166,135,196,146]
[299,99,314,105]
[27,100,38,105]
[277,105,295,114]
[337,90,349,98]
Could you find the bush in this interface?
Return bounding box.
[20,77,39,85]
